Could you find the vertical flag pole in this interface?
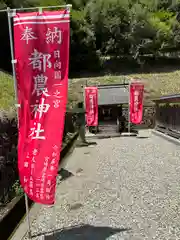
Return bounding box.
[128,81,131,133]
[7,7,32,239]
[25,194,32,239]
[7,8,18,102]
[85,82,87,132]
[51,203,56,237]
[83,85,87,134]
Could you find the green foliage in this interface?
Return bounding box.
[32,0,64,7]
[87,0,130,56]
[12,180,23,196]
[1,0,180,71]
[0,72,15,110]
[70,8,101,73]
[1,0,33,8]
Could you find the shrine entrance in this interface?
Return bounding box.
[88,84,129,135]
[98,105,120,123]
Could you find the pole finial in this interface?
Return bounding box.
[66,4,72,12]
[7,7,16,17]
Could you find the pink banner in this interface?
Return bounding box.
[13,10,70,205]
[130,82,144,124]
[85,87,98,126]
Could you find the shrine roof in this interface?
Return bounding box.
[97,84,129,106]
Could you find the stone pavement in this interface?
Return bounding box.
[19,130,180,240]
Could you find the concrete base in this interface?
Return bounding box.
[86,131,96,138]
[152,129,180,145]
[86,131,137,139]
[121,132,137,137]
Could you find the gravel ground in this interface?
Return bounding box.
[24,130,180,240]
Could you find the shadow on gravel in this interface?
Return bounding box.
[34,224,130,240]
[136,136,149,139]
[76,142,97,148]
[58,168,74,182]
[87,142,97,146]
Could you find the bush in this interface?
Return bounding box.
[1,0,180,73]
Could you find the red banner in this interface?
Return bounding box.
[85,87,98,126]
[130,82,144,124]
[13,10,70,205]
